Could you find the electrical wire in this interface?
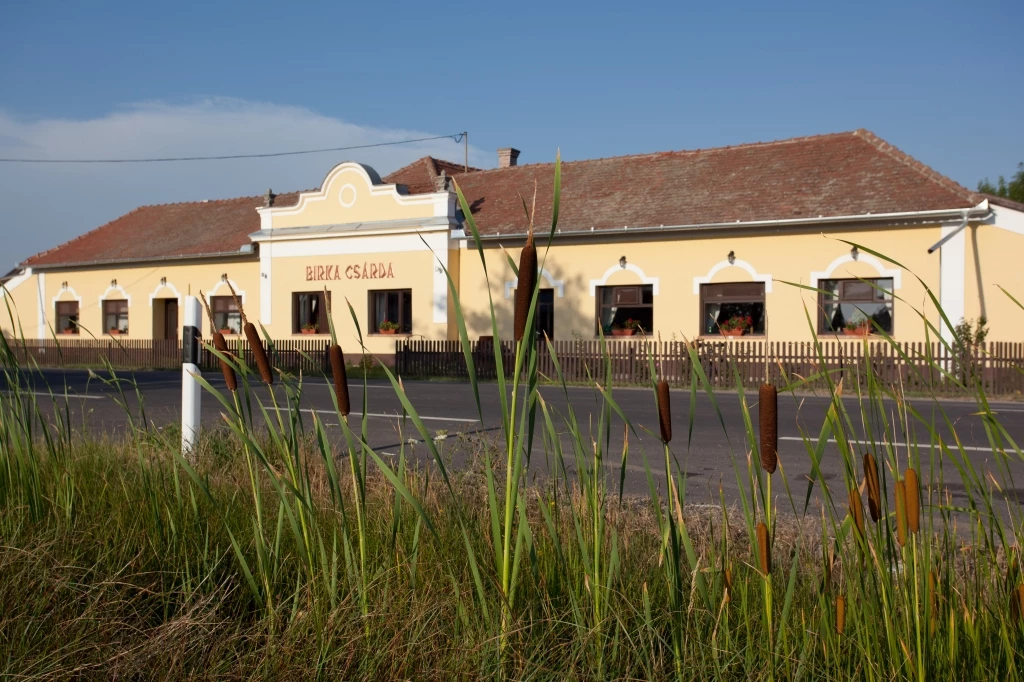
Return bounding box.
[0,132,466,164]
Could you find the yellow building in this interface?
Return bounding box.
[3,130,1023,362]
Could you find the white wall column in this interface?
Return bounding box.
[939,223,966,344]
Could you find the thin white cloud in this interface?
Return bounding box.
[0,98,488,266]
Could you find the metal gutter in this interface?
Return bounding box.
[473,203,993,241]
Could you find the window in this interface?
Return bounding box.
[700,283,766,336]
[537,289,554,340]
[103,300,129,334]
[292,291,330,334]
[55,301,79,335]
[370,289,412,334]
[596,285,653,335]
[211,296,241,334]
[819,278,893,334]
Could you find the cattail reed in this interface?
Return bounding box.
[905,467,919,534]
[863,453,881,522]
[329,344,350,416]
[929,569,938,636]
[849,488,865,538]
[756,521,771,576]
[200,292,236,391]
[758,383,778,473]
[895,480,908,547]
[513,234,537,342]
[212,331,237,391]
[224,280,273,385]
[723,565,733,603]
[1012,583,1024,624]
[835,595,846,634]
[657,380,672,444]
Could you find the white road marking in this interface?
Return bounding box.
[779,435,1000,453]
[300,408,477,423]
[2,391,104,400]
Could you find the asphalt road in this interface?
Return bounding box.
[6,368,1024,511]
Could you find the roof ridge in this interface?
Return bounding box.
[384,155,481,182]
[384,156,434,182]
[852,129,981,204]
[454,130,864,176]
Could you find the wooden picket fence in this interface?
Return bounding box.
[395,338,1024,396]
[4,337,332,375]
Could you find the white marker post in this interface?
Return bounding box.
[181,295,202,458]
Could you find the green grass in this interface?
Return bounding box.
[1,157,1023,679]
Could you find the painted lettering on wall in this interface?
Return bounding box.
[305,263,395,281]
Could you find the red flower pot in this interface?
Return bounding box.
[378,329,398,335]
[843,327,870,337]
[219,328,233,335]
[612,329,635,337]
[721,328,746,337]
[301,328,317,335]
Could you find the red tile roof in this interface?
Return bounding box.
[383,157,480,194]
[449,130,981,235]
[22,193,297,268]
[21,131,982,267]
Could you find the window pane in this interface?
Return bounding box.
[401,292,412,333]
[702,302,765,335]
[537,289,554,340]
[840,280,873,301]
[370,290,411,333]
[819,278,893,333]
[212,296,241,333]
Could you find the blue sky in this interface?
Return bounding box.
[1,0,1021,264]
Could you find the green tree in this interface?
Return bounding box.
[977,162,1024,203]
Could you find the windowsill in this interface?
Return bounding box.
[370,332,412,337]
[293,332,328,336]
[699,334,766,338]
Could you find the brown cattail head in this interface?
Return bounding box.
[904,467,920,534]
[863,453,882,523]
[1011,584,1024,624]
[895,480,908,547]
[758,383,778,474]
[849,488,865,538]
[513,235,538,342]
[835,595,846,635]
[212,331,237,391]
[329,344,350,416]
[657,380,672,443]
[244,322,273,385]
[756,522,771,576]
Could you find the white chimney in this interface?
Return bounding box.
[497,148,520,168]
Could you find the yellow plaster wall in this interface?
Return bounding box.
[457,226,946,343]
[267,164,440,229]
[1,261,260,340]
[963,224,1024,342]
[262,246,448,356]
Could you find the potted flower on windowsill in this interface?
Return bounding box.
[301,322,318,335]
[219,326,234,335]
[378,320,400,335]
[110,327,127,336]
[612,318,642,337]
[843,314,871,337]
[62,325,76,335]
[719,315,753,337]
